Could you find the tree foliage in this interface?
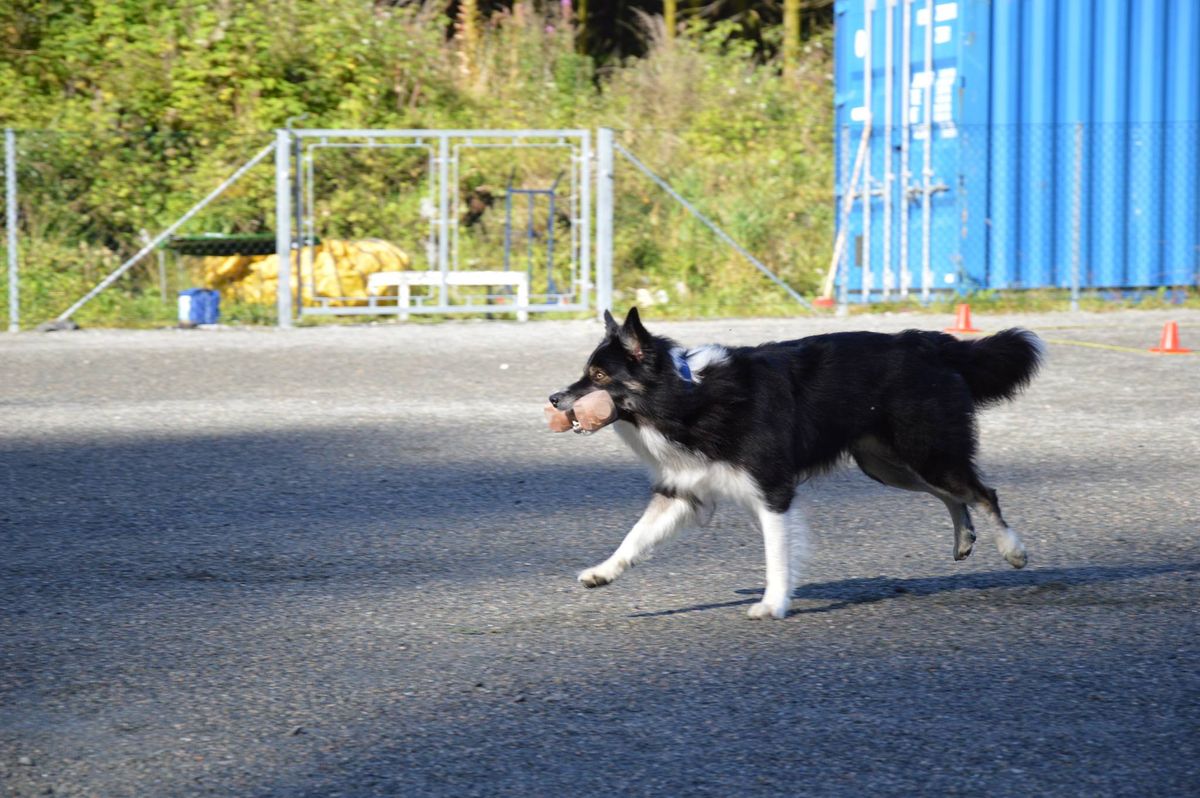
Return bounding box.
[0,0,833,325]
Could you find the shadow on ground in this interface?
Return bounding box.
[627,561,1200,617]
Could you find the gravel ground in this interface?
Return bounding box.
[1,308,1198,797]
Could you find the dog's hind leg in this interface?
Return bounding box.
[578,492,696,588]
[923,468,1027,569]
[975,485,1027,569]
[853,439,969,559]
[942,498,977,561]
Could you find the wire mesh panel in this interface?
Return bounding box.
[286,129,591,319]
[451,140,586,304]
[0,129,276,329]
[603,125,832,318]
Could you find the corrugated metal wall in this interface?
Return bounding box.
[834,0,1200,298]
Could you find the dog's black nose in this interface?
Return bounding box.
[549,392,564,408]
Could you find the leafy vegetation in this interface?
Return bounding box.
[1,0,836,326]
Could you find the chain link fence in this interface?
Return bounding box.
[836,121,1200,306]
[1,128,276,328]
[2,123,836,327]
[3,121,1197,328]
[605,124,834,318]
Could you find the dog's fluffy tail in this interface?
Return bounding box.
[948,328,1044,406]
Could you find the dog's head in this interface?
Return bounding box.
[548,307,663,417]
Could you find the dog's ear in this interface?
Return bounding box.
[603,309,620,337]
[619,306,650,362]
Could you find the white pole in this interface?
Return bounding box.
[5,129,17,332]
[275,130,293,328]
[899,0,912,298]
[921,0,934,302]
[882,0,895,300]
[438,134,450,309]
[861,0,874,305]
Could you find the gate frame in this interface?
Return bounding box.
[275,128,595,326]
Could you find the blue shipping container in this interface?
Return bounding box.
[833,0,1200,299]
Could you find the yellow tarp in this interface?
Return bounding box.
[200,238,410,306]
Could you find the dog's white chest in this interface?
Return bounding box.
[614,421,761,506]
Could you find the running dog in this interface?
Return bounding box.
[547,308,1043,619]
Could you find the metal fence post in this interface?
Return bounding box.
[5,128,17,332]
[579,129,592,314]
[595,127,614,320]
[293,131,305,311]
[286,114,308,311]
[275,129,293,328]
[437,134,450,310]
[1070,122,1084,312]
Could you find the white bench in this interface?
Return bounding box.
[367,270,530,321]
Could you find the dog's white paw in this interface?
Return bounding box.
[578,564,618,588]
[747,600,789,620]
[997,528,1028,569]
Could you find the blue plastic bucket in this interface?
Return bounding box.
[178,289,220,325]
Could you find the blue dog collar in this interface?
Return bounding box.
[670,348,694,384]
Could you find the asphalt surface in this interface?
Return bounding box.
[1,309,1198,797]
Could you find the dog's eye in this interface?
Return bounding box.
[591,369,609,384]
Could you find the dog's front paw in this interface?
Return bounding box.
[578,565,616,588]
[747,600,789,620]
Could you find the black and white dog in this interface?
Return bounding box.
[548,308,1043,619]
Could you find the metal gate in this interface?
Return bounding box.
[274,129,592,323]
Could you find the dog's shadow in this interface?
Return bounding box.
[628,561,1200,618]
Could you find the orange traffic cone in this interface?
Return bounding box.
[1149,321,1192,354]
[945,303,982,333]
